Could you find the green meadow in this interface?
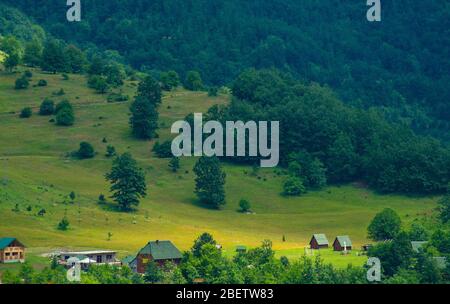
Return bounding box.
[0,68,440,273]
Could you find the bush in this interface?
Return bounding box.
[37,79,48,87]
[54,88,65,96]
[15,76,29,90]
[20,107,33,118]
[208,86,218,97]
[106,145,116,157]
[57,217,70,231]
[77,142,95,159]
[55,100,73,113]
[62,73,69,80]
[88,75,109,94]
[98,194,106,204]
[239,199,251,212]
[24,70,33,78]
[152,141,173,158]
[283,176,306,196]
[39,99,55,115]
[56,107,74,126]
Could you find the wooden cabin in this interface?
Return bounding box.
[333,236,352,251]
[309,234,329,249]
[0,238,26,263]
[136,240,182,274]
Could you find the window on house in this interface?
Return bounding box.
[97,255,102,263]
[106,255,112,260]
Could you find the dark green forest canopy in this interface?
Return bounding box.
[218,69,450,195]
[3,0,450,140]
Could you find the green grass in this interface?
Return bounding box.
[0,68,440,273]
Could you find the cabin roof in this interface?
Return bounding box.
[312,234,329,246]
[0,237,24,250]
[138,241,182,260]
[335,236,352,247]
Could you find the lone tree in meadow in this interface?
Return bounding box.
[368,208,402,241]
[77,142,95,159]
[193,156,226,208]
[129,95,159,139]
[105,153,147,211]
[39,98,55,116]
[129,76,161,139]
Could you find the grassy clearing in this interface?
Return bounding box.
[0,68,440,272]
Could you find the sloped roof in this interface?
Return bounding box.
[311,234,329,246]
[433,257,447,270]
[335,236,352,247]
[411,241,428,253]
[122,255,136,265]
[138,241,182,260]
[0,237,24,250]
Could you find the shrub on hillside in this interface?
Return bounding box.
[56,107,74,126]
[39,98,55,115]
[15,76,29,90]
[57,217,70,231]
[239,199,251,213]
[283,176,306,196]
[24,70,33,78]
[37,79,47,87]
[152,141,173,158]
[77,142,95,159]
[20,107,32,118]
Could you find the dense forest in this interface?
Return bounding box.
[201,69,450,195]
[2,0,450,140]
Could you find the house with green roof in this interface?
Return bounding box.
[0,237,26,263]
[136,240,182,274]
[333,236,352,251]
[310,234,329,249]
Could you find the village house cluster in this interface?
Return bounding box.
[1,235,447,274]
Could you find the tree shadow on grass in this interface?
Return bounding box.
[183,197,223,211]
[98,201,138,214]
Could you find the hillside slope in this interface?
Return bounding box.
[0,68,439,269]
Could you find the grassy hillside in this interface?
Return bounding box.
[0,68,440,272]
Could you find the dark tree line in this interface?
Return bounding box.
[209,69,450,195]
[3,0,450,140]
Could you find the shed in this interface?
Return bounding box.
[310,234,329,249]
[333,236,352,251]
[236,246,247,253]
